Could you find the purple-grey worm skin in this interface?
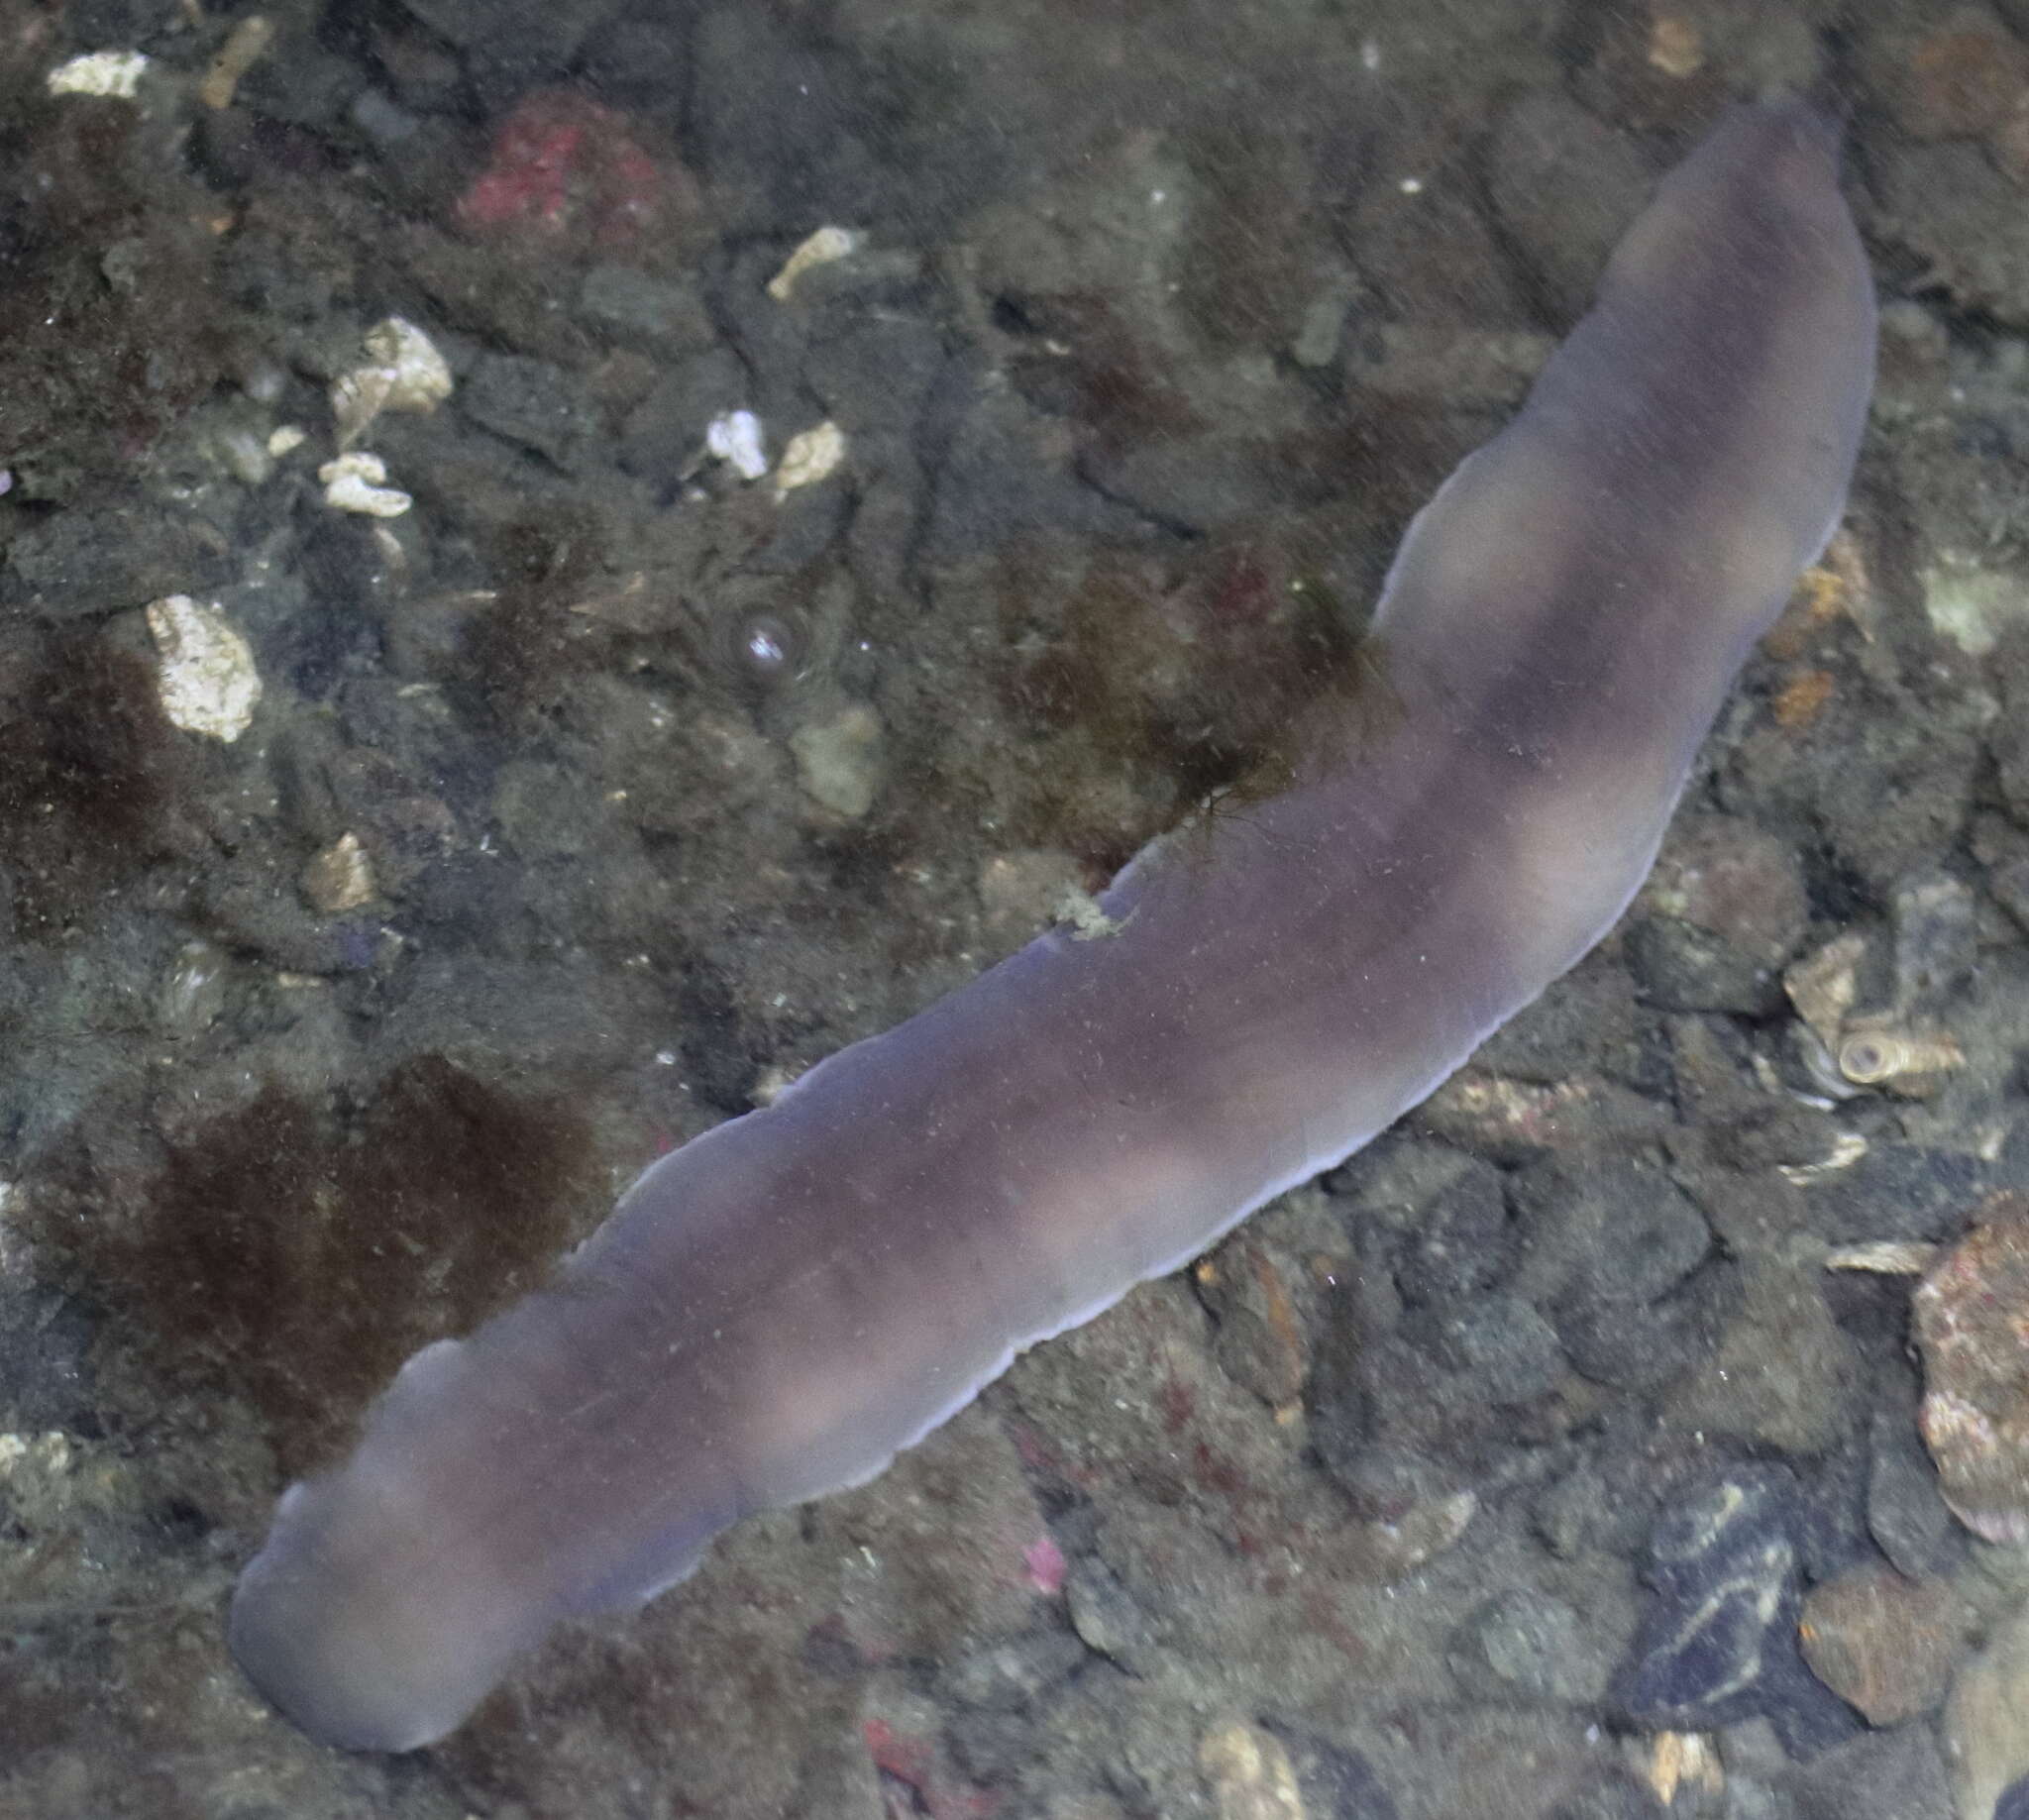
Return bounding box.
[228,98,1876,1752]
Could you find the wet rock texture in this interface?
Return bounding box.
[0,0,2021,1816]
[1915,1198,2029,1544]
[1612,1463,1857,1753]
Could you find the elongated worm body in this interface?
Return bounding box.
[230,99,1876,1752]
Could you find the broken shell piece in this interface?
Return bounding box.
[750,1064,802,1109]
[1824,1240,1939,1275]
[333,317,453,447]
[1790,1022,1866,1104]
[1647,1732,1722,1807]
[767,226,865,301]
[705,409,768,481]
[1647,16,1705,79]
[199,14,274,111]
[146,595,262,742]
[364,319,452,405]
[319,451,412,517]
[300,832,376,914]
[1775,1127,1869,1185]
[1837,1024,1965,1093]
[1784,931,1864,1051]
[1055,888,1130,942]
[331,371,394,449]
[1198,1721,1304,1820]
[773,420,845,498]
[47,51,149,99]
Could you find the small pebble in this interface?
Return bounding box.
[1198,1719,1306,1820]
[156,939,233,1033]
[1197,1231,1310,1407]
[1780,1727,1955,1820]
[1422,1293,1565,1401]
[1663,1257,1856,1456]
[1329,1445,1478,1576]
[1816,1142,1983,1246]
[1449,1588,1613,1703]
[1392,1157,1511,1309]
[1868,1397,1965,1581]
[1888,12,2029,142]
[299,832,377,915]
[940,1631,1086,1710]
[1797,1561,1970,1724]
[1946,1596,2029,1820]
[1890,870,1979,1008]
[1631,811,1809,1006]
[1641,813,1809,965]
[1065,1556,1157,1671]
[1615,1463,1833,1738]
[789,703,885,819]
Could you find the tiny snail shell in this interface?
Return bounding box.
[1836,1027,1965,1087]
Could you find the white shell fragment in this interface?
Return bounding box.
[333,317,453,448]
[1824,1240,1939,1275]
[705,409,769,481]
[767,226,865,301]
[1055,887,1132,942]
[773,420,845,498]
[146,595,263,743]
[319,451,412,518]
[1775,1127,1869,1185]
[47,51,149,99]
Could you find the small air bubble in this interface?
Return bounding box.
[723,608,809,691]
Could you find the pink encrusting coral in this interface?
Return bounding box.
[1022,1533,1068,1596]
[456,90,674,244]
